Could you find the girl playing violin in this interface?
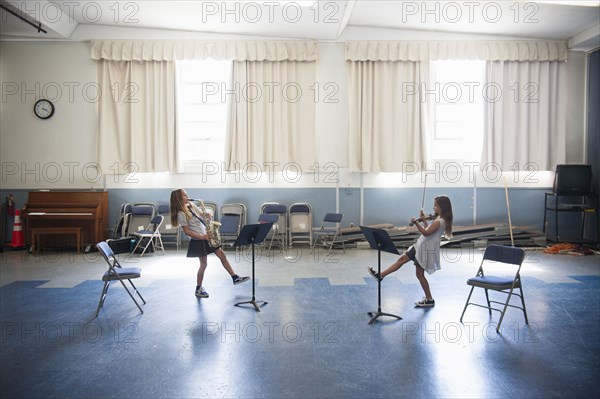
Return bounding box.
[369,195,453,307]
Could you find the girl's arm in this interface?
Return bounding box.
[412,218,441,237]
[182,225,209,241]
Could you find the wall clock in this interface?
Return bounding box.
[34,99,55,119]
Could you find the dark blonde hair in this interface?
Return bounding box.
[434,195,453,238]
[170,189,190,227]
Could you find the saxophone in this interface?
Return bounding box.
[198,199,221,247]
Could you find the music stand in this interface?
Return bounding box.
[233,222,273,311]
[360,226,403,325]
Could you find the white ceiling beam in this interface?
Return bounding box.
[569,24,600,51]
[2,0,78,39]
[335,0,355,40]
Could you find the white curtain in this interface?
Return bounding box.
[93,40,317,173]
[482,60,567,170]
[345,40,567,62]
[347,60,428,172]
[225,60,317,172]
[91,40,319,62]
[97,60,178,173]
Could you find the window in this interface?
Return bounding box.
[428,60,485,164]
[176,59,232,171]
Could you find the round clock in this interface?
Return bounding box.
[34,99,55,119]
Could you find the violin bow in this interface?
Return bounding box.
[420,173,428,213]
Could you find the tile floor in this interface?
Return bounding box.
[1,244,599,398]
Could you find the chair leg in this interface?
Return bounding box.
[95,281,110,317]
[128,279,146,304]
[484,289,492,315]
[310,235,319,253]
[157,236,165,254]
[131,239,142,255]
[139,239,152,257]
[496,288,517,333]
[519,286,529,324]
[326,231,345,255]
[460,286,475,322]
[116,277,144,313]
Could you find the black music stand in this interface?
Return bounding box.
[233,222,273,312]
[360,226,403,325]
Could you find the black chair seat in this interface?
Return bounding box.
[467,275,521,290]
[103,267,142,281]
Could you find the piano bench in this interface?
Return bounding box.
[31,227,83,254]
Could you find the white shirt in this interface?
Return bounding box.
[177,203,207,238]
[413,218,445,274]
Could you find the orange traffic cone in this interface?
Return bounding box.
[10,210,25,248]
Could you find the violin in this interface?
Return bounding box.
[409,213,437,226]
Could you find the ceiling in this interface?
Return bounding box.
[1,0,599,50]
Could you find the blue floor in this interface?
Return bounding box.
[1,249,600,398]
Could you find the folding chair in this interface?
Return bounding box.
[289,203,313,247]
[95,241,146,317]
[157,203,180,249]
[131,215,165,256]
[111,203,131,239]
[219,203,247,248]
[220,214,242,248]
[311,213,345,255]
[460,244,528,333]
[260,203,288,248]
[258,213,281,253]
[221,204,246,225]
[124,203,156,236]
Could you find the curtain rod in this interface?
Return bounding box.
[0,4,47,34]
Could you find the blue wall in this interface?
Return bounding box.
[1,186,555,243]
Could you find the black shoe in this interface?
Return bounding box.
[415,297,435,307]
[233,275,250,285]
[368,267,382,282]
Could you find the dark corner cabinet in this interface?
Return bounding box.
[543,164,599,244]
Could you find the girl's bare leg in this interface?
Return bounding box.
[214,248,235,276]
[197,256,208,286]
[380,254,410,278]
[415,266,433,299]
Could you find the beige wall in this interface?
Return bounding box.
[0,40,590,190]
[0,41,97,188]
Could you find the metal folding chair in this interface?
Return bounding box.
[157,203,180,249]
[220,203,247,248]
[131,215,165,256]
[95,241,146,317]
[289,203,313,247]
[460,244,528,333]
[260,203,288,248]
[258,213,281,253]
[311,213,345,255]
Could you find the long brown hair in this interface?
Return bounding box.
[435,195,453,238]
[170,188,190,227]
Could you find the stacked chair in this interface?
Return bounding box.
[156,203,180,249]
[260,203,288,250]
[289,203,313,247]
[219,203,247,248]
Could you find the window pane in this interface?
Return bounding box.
[176,59,232,167]
[430,60,485,162]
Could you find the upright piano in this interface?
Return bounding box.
[22,191,109,250]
